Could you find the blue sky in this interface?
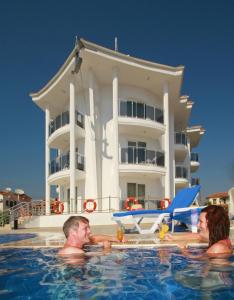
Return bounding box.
[0,0,233,199]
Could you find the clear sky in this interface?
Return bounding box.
[0,0,233,199]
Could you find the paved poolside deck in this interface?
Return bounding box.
[0,225,234,250]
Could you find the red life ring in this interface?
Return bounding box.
[124,197,139,211]
[51,200,64,214]
[84,199,97,213]
[160,198,171,209]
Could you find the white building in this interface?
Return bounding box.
[30,38,205,216]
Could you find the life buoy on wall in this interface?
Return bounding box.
[84,199,97,213]
[160,198,171,210]
[124,197,139,211]
[51,200,64,214]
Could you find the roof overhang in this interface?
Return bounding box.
[30,38,185,113]
[186,126,205,148]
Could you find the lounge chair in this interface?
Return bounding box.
[112,185,201,234]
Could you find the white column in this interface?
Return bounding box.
[163,82,174,199]
[187,138,191,187]
[86,69,98,201]
[45,108,51,215]
[70,80,76,213]
[112,68,119,209]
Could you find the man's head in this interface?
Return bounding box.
[63,216,90,245]
[198,205,230,246]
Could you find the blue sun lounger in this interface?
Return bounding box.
[112,185,201,234]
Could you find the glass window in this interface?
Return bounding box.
[137,103,144,118]
[127,101,132,117]
[120,101,127,116]
[146,105,154,121]
[133,102,137,117]
[155,108,163,123]
[62,111,69,126]
[127,183,136,197]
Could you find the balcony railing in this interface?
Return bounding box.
[176,166,187,179]
[119,100,164,124]
[121,147,165,166]
[175,132,187,145]
[49,152,85,175]
[49,110,85,136]
[191,177,200,186]
[190,153,199,162]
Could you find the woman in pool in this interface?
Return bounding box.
[165,205,232,254]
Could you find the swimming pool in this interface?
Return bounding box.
[0,247,233,299]
[0,234,36,244]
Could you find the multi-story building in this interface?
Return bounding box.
[30,39,205,215]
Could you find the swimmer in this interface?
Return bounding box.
[58,216,120,255]
[165,205,232,255]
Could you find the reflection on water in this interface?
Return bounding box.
[0,247,233,299]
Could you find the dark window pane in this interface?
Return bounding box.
[127,101,132,117]
[137,103,144,118]
[120,101,127,116]
[146,105,154,121]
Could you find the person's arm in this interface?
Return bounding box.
[89,234,119,244]
[164,232,200,241]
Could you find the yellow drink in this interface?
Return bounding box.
[117,228,124,242]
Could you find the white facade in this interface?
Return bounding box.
[30,39,205,215]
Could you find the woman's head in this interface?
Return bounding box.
[199,205,230,246]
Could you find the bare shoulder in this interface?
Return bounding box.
[58,246,85,256]
[207,241,232,255]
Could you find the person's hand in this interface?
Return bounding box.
[163,233,174,241]
[103,240,111,249]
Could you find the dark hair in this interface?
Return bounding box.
[63,216,89,238]
[201,205,230,247]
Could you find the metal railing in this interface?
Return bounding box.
[49,152,85,175]
[175,132,187,145]
[121,147,165,166]
[9,200,46,223]
[49,110,85,136]
[191,177,200,186]
[119,100,164,124]
[176,166,187,179]
[190,153,199,162]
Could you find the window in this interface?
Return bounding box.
[127,183,145,207]
[127,183,145,199]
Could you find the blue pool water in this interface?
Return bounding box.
[0,234,36,244]
[0,247,233,299]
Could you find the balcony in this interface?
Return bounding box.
[119,147,165,178]
[191,177,200,186]
[49,111,84,135]
[175,166,189,187]
[48,152,85,185]
[48,111,85,148]
[174,132,188,161]
[190,152,200,172]
[118,100,165,138]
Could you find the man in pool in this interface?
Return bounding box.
[58,216,120,255]
[165,205,232,255]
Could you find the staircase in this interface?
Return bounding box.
[8,200,46,227]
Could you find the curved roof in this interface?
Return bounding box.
[30,38,184,98]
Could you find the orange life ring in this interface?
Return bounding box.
[160,198,171,209]
[51,200,64,214]
[84,199,97,213]
[124,197,139,211]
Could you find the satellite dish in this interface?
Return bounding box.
[5,187,12,192]
[15,189,25,195]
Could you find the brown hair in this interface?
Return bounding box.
[201,205,230,247]
[63,216,89,238]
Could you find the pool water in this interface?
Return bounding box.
[0,234,36,244]
[0,247,233,299]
